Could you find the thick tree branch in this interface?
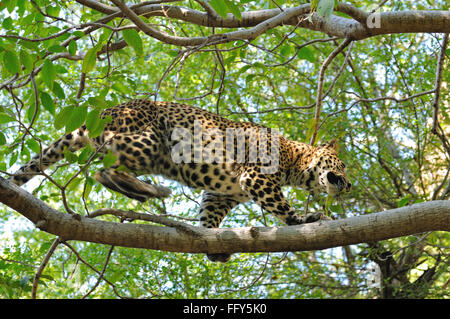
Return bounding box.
[75,1,449,46]
[0,177,448,255]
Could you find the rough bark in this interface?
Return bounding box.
[76,1,450,47]
[0,177,448,255]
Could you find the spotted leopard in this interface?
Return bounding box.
[10,99,351,262]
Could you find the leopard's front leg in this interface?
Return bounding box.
[239,169,325,225]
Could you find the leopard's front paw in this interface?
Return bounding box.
[305,212,333,223]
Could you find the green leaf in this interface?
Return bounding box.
[78,144,93,164]
[209,0,228,19]
[41,59,56,89]
[311,0,320,10]
[334,0,340,9]
[305,117,316,142]
[52,82,65,99]
[329,204,343,214]
[82,46,99,73]
[46,6,60,17]
[63,149,78,164]
[54,105,73,130]
[83,176,95,200]
[297,47,315,62]
[280,44,292,57]
[397,195,412,208]
[224,0,241,20]
[316,0,335,21]
[2,17,13,29]
[68,40,77,56]
[111,82,130,94]
[3,50,21,75]
[324,195,335,216]
[6,0,16,13]
[0,113,16,124]
[103,150,117,168]
[86,108,102,137]
[0,131,6,145]
[48,45,66,53]
[66,105,87,133]
[72,31,85,38]
[26,138,40,154]
[9,151,18,167]
[66,177,82,192]
[39,91,55,115]
[19,50,34,72]
[89,116,111,139]
[122,29,143,55]
[88,96,108,109]
[237,64,252,76]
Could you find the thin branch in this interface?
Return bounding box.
[431,33,450,157]
[195,0,219,20]
[214,45,226,114]
[0,26,76,42]
[431,33,448,134]
[32,237,61,299]
[62,241,131,298]
[82,245,115,298]
[309,38,352,146]
[317,89,437,131]
[89,208,202,237]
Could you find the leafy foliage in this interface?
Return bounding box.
[0,0,448,299]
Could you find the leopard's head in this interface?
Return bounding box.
[310,140,351,196]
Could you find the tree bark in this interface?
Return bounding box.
[75,1,450,47]
[1,177,448,255]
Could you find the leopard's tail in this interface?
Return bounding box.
[9,126,89,186]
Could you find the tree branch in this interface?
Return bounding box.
[0,177,448,255]
[310,38,352,146]
[76,1,449,46]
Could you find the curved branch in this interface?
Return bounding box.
[110,0,312,47]
[0,177,448,255]
[309,38,352,146]
[76,1,449,46]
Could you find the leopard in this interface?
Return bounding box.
[10,99,351,262]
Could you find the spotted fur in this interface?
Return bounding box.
[10,99,351,262]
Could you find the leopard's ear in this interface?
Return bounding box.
[322,139,339,151]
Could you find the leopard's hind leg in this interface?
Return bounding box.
[94,125,172,202]
[199,191,249,262]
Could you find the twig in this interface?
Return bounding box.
[431,34,450,158]
[0,256,38,269]
[216,253,271,294]
[317,89,436,132]
[89,208,202,237]
[32,237,61,299]
[195,0,219,20]
[76,72,87,99]
[82,245,115,298]
[62,241,131,298]
[309,38,352,146]
[214,45,226,114]
[431,33,448,134]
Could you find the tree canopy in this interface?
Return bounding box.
[0,0,449,299]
